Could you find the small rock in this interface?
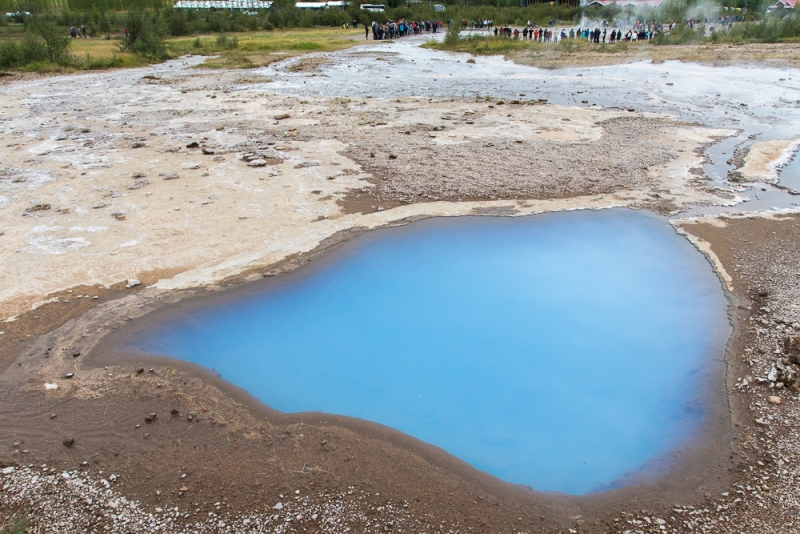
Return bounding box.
[131,172,147,178]
[170,409,180,417]
[145,413,157,423]
[127,179,149,190]
[126,279,141,288]
[49,413,57,419]
[180,485,188,491]
[64,372,74,379]
[131,141,146,148]
[768,396,782,405]
[136,368,144,374]
[202,147,215,155]
[186,142,199,149]
[92,202,107,209]
[388,154,397,159]
[274,114,290,120]
[163,173,180,180]
[247,159,267,167]
[72,352,81,358]
[63,438,75,448]
[274,502,284,510]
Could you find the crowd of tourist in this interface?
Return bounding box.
[487,23,669,42]
[368,19,443,40]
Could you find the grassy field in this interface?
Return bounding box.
[0,27,364,72]
[168,28,362,69]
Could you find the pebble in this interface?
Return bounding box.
[768,396,782,405]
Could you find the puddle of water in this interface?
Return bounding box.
[128,210,729,495]
[779,152,800,193]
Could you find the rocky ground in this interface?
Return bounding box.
[1,51,800,533]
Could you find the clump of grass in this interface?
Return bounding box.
[424,34,532,56]
[0,510,36,534]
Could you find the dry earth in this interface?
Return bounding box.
[1,55,799,534]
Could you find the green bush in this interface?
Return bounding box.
[216,33,238,50]
[122,9,168,59]
[33,19,71,64]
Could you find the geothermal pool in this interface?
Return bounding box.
[130,210,729,495]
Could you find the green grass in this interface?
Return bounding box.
[0,511,36,534]
[424,34,534,56]
[0,27,361,72]
[167,28,361,69]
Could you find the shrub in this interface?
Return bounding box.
[33,19,71,65]
[122,10,168,59]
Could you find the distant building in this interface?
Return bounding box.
[295,1,349,8]
[433,3,445,11]
[582,0,665,6]
[174,0,272,9]
[360,3,385,11]
[767,0,796,9]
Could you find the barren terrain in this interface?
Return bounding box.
[1,45,800,534]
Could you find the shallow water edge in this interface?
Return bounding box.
[79,208,737,519]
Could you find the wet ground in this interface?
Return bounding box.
[259,35,800,214]
[2,36,800,534]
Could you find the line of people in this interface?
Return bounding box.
[368,19,442,40]
[490,25,664,43]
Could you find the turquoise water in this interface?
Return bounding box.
[131,210,728,495]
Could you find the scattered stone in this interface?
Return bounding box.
[274,114,290,120]
[388,154,397,160]
[131,141,146,148]
[274,502,284,510]
[49,414,57,419]
[64,372,74,379]
[247,159,267,167]
[127,179,149,190]
[111,211,126,220]
[72,352,81,358]
[768,396,782,405]
[202,147,215,155]
[26,203,51,212]
[186,142,199,149]
[125,279,141,288]
[163,173,179,180]
[62,438,75,448]
[92,202,106,209]
[144,413,157,423]
[131,172,147,178]
[136,368,144,374]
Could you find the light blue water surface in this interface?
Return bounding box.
[133,210,729,495]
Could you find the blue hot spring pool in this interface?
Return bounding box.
[130,209,729,495]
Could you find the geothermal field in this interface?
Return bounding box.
[2,25,800,534]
